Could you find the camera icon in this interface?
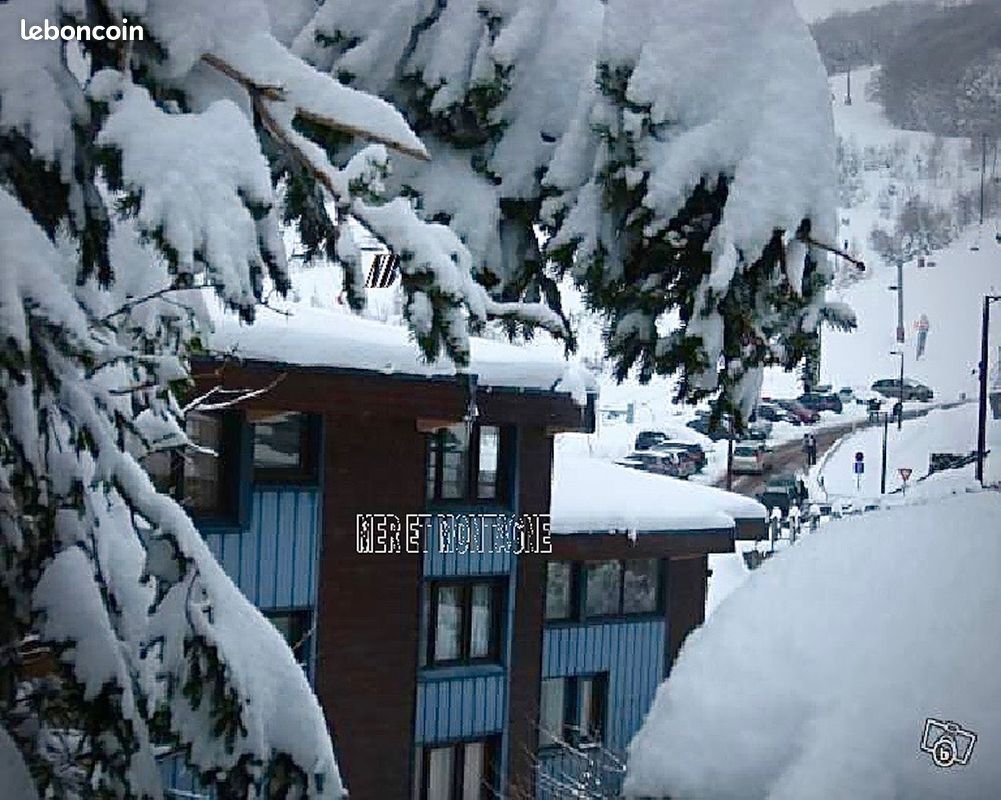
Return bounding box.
[920,718,977,768]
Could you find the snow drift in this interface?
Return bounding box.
[624,491,1001,799]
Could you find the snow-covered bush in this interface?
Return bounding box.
[0,0,560,797]
[624,492,1001,799]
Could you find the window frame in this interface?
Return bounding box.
[426,579,506,668]
[146,410,243,524]
[425,423,513,505]
[251,411,320,485]
[543,559,665,624]
[263,607,313,674]
[537,672,610,752]
[414,736,500,800]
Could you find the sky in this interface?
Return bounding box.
[794,0,918,22]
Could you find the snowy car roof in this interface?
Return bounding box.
[550,453,767,535]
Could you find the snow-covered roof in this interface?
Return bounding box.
[550,453,766,535]
[206,273,594,402]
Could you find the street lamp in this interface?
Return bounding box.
[890,350,904,431]
[976,294,1001,485]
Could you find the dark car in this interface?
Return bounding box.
[871,378,934,402]
[775,399,821,424]
[756,487,796,517]
[634,430,669,451]
[660,441,707,471]
[685,417,729,441]
[754,402,797,424]
[798,392,843,414]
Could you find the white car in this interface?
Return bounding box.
[732,443,767,474]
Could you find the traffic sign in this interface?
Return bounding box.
[899,467,912,481]
[854,452,865,475]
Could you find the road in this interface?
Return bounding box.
[718,401,968,497]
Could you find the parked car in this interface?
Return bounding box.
[634,430,669,451]
[659,441,707,471]
[775,398,821,424]
[837,387,855,403]
[619,449,692,478]
[754,402,797,424]
[742,418,773,441]
[650,446,698,478]
[756,486,796,517]
[766,472,808,505]
[732,443,768,474]
[870,378,934,402]
[685,417,728,440]
[798,392,843,414]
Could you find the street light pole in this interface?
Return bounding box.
[895,259,905,345]
[880,411,889,494]
[976,295,1001,484]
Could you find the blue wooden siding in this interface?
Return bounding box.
[203,487,321,610]
[414,670,507,744]
[537,618,667,797]
[422,512,516,578]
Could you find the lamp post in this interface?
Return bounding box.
[880,411,889,494]
[890,350,904,431]
[976,295,1001,485]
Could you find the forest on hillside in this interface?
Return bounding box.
[811,1,1001,138]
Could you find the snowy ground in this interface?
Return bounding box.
[815,402,1001,500]
[820,68,1001,404]
[625,490,1001,800]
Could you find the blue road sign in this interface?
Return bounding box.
[854,461,865,475]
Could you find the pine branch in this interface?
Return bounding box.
[200,54,430,162]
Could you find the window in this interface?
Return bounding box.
[251,411,317,482]
[622,559,659,614]
[426,424,509,503]
[144,411,239,518]
[544,562,574,621]
[584,561,622,617]
[427,580,504,666]
[538,674,609,749]
[265,608,313,673]
[413,738,499,800]
[545,560,663,622]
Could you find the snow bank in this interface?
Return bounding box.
[624,491,1001,799]
[550,452,765,534]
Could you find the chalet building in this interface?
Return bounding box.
[160,298,765,799]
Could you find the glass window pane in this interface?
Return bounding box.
[253,411,304,471]
[623,559,659,614]
[539,678,565,748]
[434,585,463,662]
[545,562,572,620]
[462,742,485,799]
[184,412,222,512]
[426,444,438,501]
[585,561,622,617]
[477,426,499,499]
[469,584,494,660]
[441,426,469,500]
[426,746,453,800]
[578,675,607,743]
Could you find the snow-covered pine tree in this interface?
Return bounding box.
[0,0,560,797]
[297,0,855,427]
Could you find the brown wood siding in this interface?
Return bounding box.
[666,555,708,670]
[506,427,553,798]
[314,414,425,799]
[549,531,734,561]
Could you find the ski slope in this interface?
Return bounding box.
[819,68,1001,402]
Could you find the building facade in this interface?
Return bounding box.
[160,349,762,799]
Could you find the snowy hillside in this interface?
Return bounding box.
[820,67,1001,402]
